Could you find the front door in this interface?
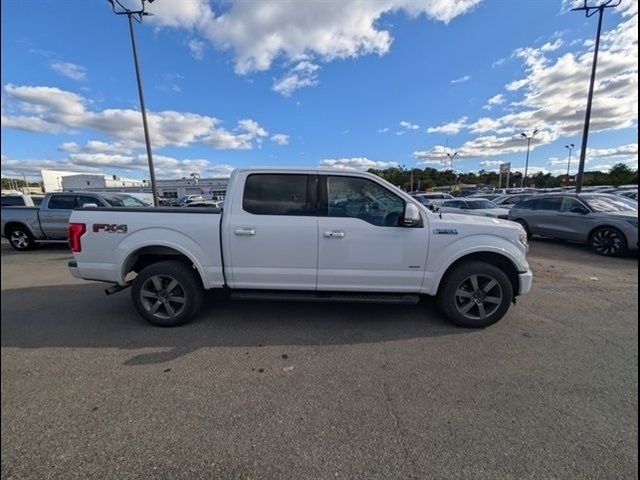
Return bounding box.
[227,173,319,290]
[317,175,429,292]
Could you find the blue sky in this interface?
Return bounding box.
[1,0,637,180]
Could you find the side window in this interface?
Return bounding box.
[537,197,563,211]
[327,176,404,227]
[442,200,458,208]
[561,197,587,213]
[77,195,99,207]
[48,195,77,210]
[516,198,537,210]
[243,174,314,216]
[1,196,25,206]
[32,197,44,206]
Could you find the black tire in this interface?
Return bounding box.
[7,225,38,251]
[513,219,532,240]
[437,261,514,328]
[589,227,628,257]
[131,260,203,327]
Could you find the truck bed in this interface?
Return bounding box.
[70,207,224,288]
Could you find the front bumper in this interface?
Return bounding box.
[68,260,82,279]
[518,269,533,296]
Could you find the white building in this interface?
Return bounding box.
[40,169,86,193]
[61,174,145,191]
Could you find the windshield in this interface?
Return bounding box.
[103,194,148,207]
[583,195,638,212]
[467,200,498,210]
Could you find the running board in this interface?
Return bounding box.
[34,239,68,244]
[230,290,420,305]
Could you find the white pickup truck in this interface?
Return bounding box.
[68,168,533,328]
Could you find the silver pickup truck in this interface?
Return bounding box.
[1,191,148,251]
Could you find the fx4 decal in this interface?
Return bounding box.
[93,224,128,234]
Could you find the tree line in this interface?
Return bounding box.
[368,163,638,191]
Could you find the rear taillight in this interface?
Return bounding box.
[68,223,86,252]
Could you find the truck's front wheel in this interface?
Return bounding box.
[8,225,37,251]
[437,261,513,328]
[132,260,203,327]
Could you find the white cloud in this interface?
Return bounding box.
[450,75,471,84]
[273,61,320,96]
[399,120,419,130]
[377,127,389,133]
[319,157,398,170]
[468,117,502,133]
[426,116,468,135]
[187,39,206,60]
[2,84,270,151]
[483,93,505,110]
[0,152,235,181]
[492,57,506,68]
[270,133,289,145]
[479,160,503,167]
[50,61,87,81]
[146,0,480,94]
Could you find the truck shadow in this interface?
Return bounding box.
[1,283,470,365]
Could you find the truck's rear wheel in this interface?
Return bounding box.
[131,260,203,327]
[437,261,513,328]
[8,225,37,251]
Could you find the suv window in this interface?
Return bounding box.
[243,174,315,216]
[537,197,563,211]
[1,196,25,206]
[327,176,404,226]
[561,197,588,213]
[514,198,537,210]
[48,195,77,209]
[32,196,44,206]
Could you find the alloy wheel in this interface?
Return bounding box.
[454,274,504,321]
[139,275,187,320]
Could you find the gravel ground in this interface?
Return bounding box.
[1,238,637,480]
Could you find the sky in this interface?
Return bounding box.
[1,0,638,181]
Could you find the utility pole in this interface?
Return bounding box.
[571,0,620,193]
[447,150,458,188]
[520,130,538,188]
[565,143,575,178]
[22,170,28,193]
[107,0,159,206]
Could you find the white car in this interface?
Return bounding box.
[440,198,509,219]
[68,168,532,329]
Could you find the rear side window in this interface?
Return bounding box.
[514,198,537,210]
[32,196,44,206]
[537,197,563,211]
[1,196,25,206]
[48,195,77,209]
[243,174,315,216]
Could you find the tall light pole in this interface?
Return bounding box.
[447,150,458,186]
[571,0,621,193]
[520,130,538,188]
[565,143,575,177]
[107,0,159,206]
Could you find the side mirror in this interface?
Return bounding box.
[403,203,422,227]
[82,203,98,208]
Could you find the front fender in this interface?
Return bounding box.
[423,234,528,295]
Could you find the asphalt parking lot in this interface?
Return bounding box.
[1,239,638,480]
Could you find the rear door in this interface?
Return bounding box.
[316,175,429,292]
[226,173,319,290]
[38,194,78,238]
[533,196,565,237]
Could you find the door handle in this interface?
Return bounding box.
[235,228,256,236]
[323,230,345,238]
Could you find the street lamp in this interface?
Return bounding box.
[571,0,620,193]
[107,0,159,206]
[565,144,575,177]
[447,150,458,186]
[520,129,538,188]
